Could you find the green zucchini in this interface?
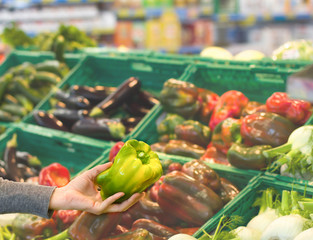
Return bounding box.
[32,71,61,86]
[15,94,34,112]
[1,103,28,117]
[35,60,64,77]
[14,77,43,104]
[0,73,13,102]
[0,109,20,122]
[4,94,19,105]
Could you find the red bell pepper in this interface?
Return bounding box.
[157,171,223,226]
[131,219,179,239]
[53,209,82,230]
[68,212,121,240]
[200,144,230,166]
[196,88,219,124]
[209,90,249,130]
[181,159,221,192]
[127,193,179,226]
[109,141,124,162]
[240,112,296,147]
[38,162,70,187]
[211,117,242,155]
[149,176,165,202]
[266,92,312,125]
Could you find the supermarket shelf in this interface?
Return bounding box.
[116,6,214,20]
[116,7,313,23]
[1,0,113,7]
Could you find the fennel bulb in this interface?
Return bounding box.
[168,234,197,240]
[232,226,261,240]
[261,214,307,240]
[294,228,313,240]
[247,208,278,233]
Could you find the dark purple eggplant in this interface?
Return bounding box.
[50,108,88,128]
[33,110,69,132]
[71,117,126,140]
[138,90,159,108]
[69,85,116,105]
[16,151,42,171]
[54,89,91,109]
[17,163,38,179]
[89,77,141,117]
[121,117,142,133]
[3,134,23,182]
[123,102,150,117]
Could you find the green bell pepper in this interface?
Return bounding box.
[96,139,163,203]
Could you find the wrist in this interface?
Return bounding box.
[49,187,67,210]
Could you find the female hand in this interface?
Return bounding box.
[49,162,144,215]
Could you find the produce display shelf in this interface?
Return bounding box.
[0,123,112,177]
[131,61,298,155]
[23,54,191,144]
[99,148,260,238]
[193,175,313,238]
[0,50,82,76]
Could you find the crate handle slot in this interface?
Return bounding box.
[131,62,153,72]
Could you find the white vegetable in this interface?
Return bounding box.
[294,228,313,240]
[168,234,197,240]
[0,213,19,226]
[247,208,278,233]
[261,214,307,240]
[232,226,261,240]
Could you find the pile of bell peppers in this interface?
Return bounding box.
[157,78,312,170]
[45,158,240,240]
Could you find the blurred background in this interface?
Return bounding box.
[1,0,313,58]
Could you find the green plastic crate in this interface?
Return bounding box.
[130,62,302,166]
[193,56,313,71]
[194,175,313,238]
[0,123,112,177]
[0,50,82,76]
[80,47,154,58]
[23,54,190,142]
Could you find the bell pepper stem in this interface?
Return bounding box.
[44,229,69,240]
[263,143,292,159]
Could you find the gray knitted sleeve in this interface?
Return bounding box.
[0,178,56,218]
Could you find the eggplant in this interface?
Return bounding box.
[3,134,23,182]
[71,117,126,140]
[69,85,116,105]
[50,108,88,128]
[16,151,42,171]
[54,89,91,109]
[33,110,69,132]
[89,77,141,117]
[138,90,159,108]
[121,117,142,133]
[122,102,150,117]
